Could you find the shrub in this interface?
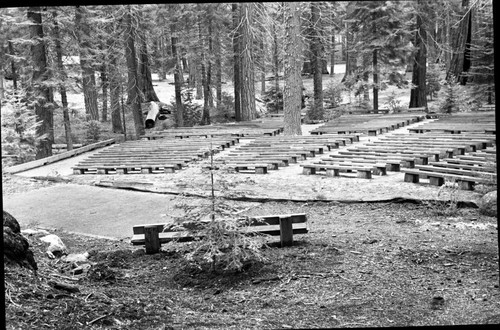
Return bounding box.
[386,91,405,112]
[440,76,459,114]
[323,81,344,109]
[211,92,235,123]
[167,88,202,127]
[426,64,441,101]
[423,179,460,217]
[83,120,101,144]
[262,86,283,113]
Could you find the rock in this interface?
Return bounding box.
[21,228,50,237]
[62,252,90,263]
[479,191,497,216]
[40,234,68,258]
[3,210,38,272]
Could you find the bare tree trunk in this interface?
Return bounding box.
[8,41,18,90]
[240,2,256,121]
[232,3,242,121]
[199,18,211,125]
[283,2,303,136]
[310,2,324,120]
[52,10,73,150]
[28,7,53,159]
[124,7,144,138]
[109,54,123,134]
[214,23,222,107]
[75,6,99,121]
[330,34,335,76]
[362,52,370,101]
[138,30,160,102]
[373,49,379,111]
[273,21,279,113]
[447,0,472,84]
[171,23,184,127]
[100,63,108,122]
[260,38,266,96]
[409,1,428,109]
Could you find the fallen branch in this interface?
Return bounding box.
[48,280,80,293]
[87,314,108,326]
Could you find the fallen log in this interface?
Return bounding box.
[145,102,160,128]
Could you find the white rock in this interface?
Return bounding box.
[40,234,68,258]
[62,252,90,263]
[21,228,50,236]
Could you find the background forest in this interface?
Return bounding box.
[0,1,494,166]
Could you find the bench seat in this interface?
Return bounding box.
[401,169,492,190]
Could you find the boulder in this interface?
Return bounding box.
[40,234,68,258]
[479,190,497,216]
[3,210,38,272]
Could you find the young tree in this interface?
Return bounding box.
[283,2,303,135]
[75,6,99,121]
[123,6,144,138]
[170,21,184,127]
[409,0,428,109]
[28,7,53,158]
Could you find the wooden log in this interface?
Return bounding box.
[145,102,160,129]
[279,217,293,247]
[144,225,160,254]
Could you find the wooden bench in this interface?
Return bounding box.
[301,163,374,179]
[317,160,388,175]
[131,213,308,253]
[73,164,178,175]
[325,156,401,172]
[401,169,492,190]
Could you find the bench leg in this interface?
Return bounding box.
[403,160,415,168]
[303,167,316,175]
[458,180,475,190]
[325,168,339,177]
[279,217,293,247]
[97,168,108,175]
[73,169,84,175]
[255,167,268,174]
[357,170,372,179]
[164,166,175,173]
[404,173,419,183]
[116,168,128,175]
[388,163,400,172]
[141,167,153,174]
[429,176,445,186]
[144,225,160,254]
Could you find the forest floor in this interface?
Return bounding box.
[3,72,499,329]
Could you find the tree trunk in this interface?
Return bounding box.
[273,21,279,113]
[171,24,184,127]
[75,6,99,121]
[363,52,370,101]
[214,24,222,107]
[28,7,53,159]
[232,3,242,121]
[372,49,379,111]
[310,2,324,120]
[447,0,472,84]
[100,63,108,122]
[260,38,266,96]
[240,3,256,121]
[8,41,18,90]
[409,2,428,109]
[330,34,335,76]
[342,21,355,82]
[199,18,211,125]
[109,53,123,134]
[52,10,73,150]
[124,7,144,138]
[283,2,303,136]
[138,30,160,102]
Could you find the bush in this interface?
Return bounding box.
[262,86,283,113]
[83,120,101,144]
[440,77,459,114]
[211,92,235,123]
[323,81,344,109]
[386,91,405,112]
[426,64,441,101]
[167,88,202,127]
